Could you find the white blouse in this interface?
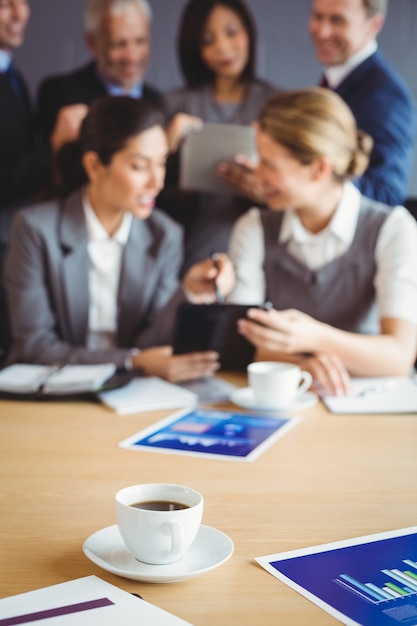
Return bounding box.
[227,182,417,324]
[83,192,132,349]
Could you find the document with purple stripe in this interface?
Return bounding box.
[0,576,192,625]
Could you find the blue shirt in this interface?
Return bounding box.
[95,67,143,98]
[0,49,12,73]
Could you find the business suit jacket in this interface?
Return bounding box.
[37,61,163,139]
[0,68,51,226]
[4,189,186,367]
[334,50,416,206]
[0,66,52,361]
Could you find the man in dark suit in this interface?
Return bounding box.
[310,0,416,206]
[37,0,162,144]
[0,0,52,361]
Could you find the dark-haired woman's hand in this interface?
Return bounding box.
[131,346,220,382]
[165,112,204,152]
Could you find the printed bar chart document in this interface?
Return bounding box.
[119,407,300,461]
[256,526,417,626]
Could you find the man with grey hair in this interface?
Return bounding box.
[310,0,415,206]
[37,0,161,143]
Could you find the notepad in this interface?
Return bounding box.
[0,363,116,395]
[322,375,417,414]
[179,123,257,194]
[0,575,191,625]
[98,376,198,414]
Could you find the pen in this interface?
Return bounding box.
[357,379,398,397]
[211,252,225,303]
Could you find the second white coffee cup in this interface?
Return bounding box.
[248,361,312,408]
[115,483,203,565]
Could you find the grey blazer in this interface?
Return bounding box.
[4,190,186,366]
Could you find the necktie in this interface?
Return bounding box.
[319,73,329,88]
[6,61,26,103]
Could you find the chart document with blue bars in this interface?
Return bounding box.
[256,526,417,625]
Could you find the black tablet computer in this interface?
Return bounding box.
[173,302,256,372]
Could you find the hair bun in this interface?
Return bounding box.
[348,130,373,178]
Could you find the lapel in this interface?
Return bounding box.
[0,71,30,123]
[58,190,90,344]
[117,217,156,347]
[335,51,379,99]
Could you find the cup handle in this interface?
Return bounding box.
[297,371,313,396]
[165,520,184,562]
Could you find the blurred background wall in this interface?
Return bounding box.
[15,0,417,195]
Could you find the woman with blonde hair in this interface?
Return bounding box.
[228,88,417,395]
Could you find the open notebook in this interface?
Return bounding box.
[322,375,417,414]
[0,363,116,395]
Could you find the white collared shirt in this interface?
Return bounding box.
[227,182,417,324]
[323,40,378,89]
[0,49,12,73]
[82,191,132,349]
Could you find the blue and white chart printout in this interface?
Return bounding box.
[256,526,417,626]
[119,407,300,462]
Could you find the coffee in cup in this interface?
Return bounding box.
[247,361,312,408]
[115,483,203,564]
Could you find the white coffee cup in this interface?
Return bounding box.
[115,483,203,565]
[247,361,313,408]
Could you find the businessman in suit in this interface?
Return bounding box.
[37,0,162,145]
[0,0,51,362]
[310,0,416,206]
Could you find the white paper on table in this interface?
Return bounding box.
[98,376,198,414]
[322,375,417,414]
[0,575,192,625]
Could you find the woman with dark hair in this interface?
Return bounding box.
[159,0,277,272]
[228,88,417,395]
[4,96,233,381]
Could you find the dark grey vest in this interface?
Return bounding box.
[260,198,389,334]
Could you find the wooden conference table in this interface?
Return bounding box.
[1,373,416,625]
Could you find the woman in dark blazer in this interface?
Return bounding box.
[4,96,232,382]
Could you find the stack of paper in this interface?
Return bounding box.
[0,575,192,625]
[98,376,198,414]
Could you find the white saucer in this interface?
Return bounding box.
[83,524,234,584]
[230,387,318,412]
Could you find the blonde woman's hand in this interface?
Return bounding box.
[217,154,266,204]
[237,307,328,355]
[299,352,351,397]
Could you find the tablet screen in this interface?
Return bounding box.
[173,303,256,372]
